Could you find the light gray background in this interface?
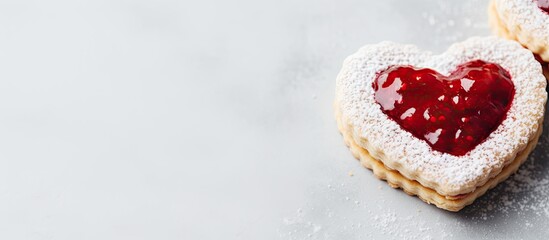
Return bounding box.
[0,0,548,239]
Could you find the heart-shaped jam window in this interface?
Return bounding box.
[538,0,549,14]
[373,60,515,156]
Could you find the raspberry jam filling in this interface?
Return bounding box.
[373,60,515,156]
[538,0,549,13]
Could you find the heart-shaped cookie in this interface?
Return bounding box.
[335,37,547,211]
[490,0,549,62]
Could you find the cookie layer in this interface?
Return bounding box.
[336,104,542,211]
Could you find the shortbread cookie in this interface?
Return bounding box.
[334,37,547,211]
[489,0,549,62]
[489,0,549,79]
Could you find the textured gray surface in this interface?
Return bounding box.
[0,0,547,239]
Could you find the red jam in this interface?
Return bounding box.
[538,0,549,13]
[373,60,515,156]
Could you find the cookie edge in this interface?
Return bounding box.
[335,102,543,211]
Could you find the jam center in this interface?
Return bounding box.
[538,0,549,13]
[373,60,515,156]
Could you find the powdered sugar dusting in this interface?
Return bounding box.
[494,0,549,39]
[335,37,547,196]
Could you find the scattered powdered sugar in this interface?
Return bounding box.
[277,176,456,240]
[335,37,547,196]
[279,201,450,239]
[462,139,549,220]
